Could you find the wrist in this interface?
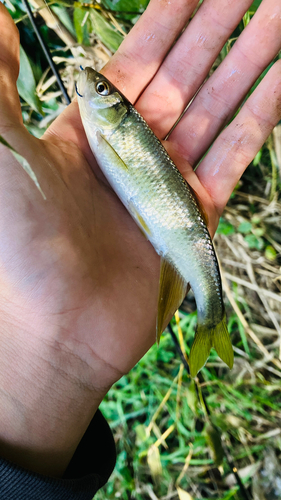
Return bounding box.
[0,311,111,477]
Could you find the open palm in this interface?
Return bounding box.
[0,0,281,476]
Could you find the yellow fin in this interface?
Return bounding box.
[100,133,128,170]
[189,314,233,378]
[213,315,234,370]
[128,202,152,239]
[156,258,188,343]
[188,326,212,378]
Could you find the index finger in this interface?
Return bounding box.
[102,0,199,103]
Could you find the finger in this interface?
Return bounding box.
[102,0,199,103]
[169,0,281,166]
[46,0,198,148]
[135,0,253,137]
[195,60,281,215]
[0,3,22,128]
[46,0,197,146]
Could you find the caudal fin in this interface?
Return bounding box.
[189,315,234,378]
[212,315,234,371]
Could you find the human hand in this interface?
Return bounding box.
[0,0,280,477]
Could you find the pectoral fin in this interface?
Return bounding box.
[99,133,128,170]
[157,258,188,343]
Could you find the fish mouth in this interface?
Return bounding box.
[75,82,83,98]
[76,69,88,99]
[76,67,101,99]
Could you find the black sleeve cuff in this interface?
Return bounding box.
[0,409,116,500]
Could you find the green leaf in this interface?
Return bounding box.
[253,149,262,166]
[25,124,45,138]
[17,45,43,115]
[252,227,264,237]
[242,11,251,28]
[104,0,149,13]
[204,424,224,466]
[0,135,45,199]
[52,5,76,38]
[217,217,235,235]
[237,320,251,357]
[251,215,261,225]
[238,221,252,234]
[244,234,264,250]
[73,7,90,45]
[249,0,262,13]
[265,245,277,261]
[186,380,199,415]
[90,10,123,52]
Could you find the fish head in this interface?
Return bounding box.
[77,68,129,132]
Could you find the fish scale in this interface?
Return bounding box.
[107,109,220,312]
[77,67,233,377]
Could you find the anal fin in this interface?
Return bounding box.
[157,257,188,343]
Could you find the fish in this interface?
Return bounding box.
[76,67,234,377]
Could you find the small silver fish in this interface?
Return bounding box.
[77,68,234,377]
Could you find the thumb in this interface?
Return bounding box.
[0,3,23,129]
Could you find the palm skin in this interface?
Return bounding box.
[0,0,281,477]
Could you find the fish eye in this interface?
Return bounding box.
[96,80,110,96]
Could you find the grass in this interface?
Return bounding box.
[96,303,281,499]
[5,0,281,498]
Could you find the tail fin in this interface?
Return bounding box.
[212,315,234,371]
[189,315,234,378]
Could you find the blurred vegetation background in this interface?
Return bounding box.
[4,0,281,498]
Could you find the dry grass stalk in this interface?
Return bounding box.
[223,272,281,303]
[220,268,281,372]
[29,0,76,46]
